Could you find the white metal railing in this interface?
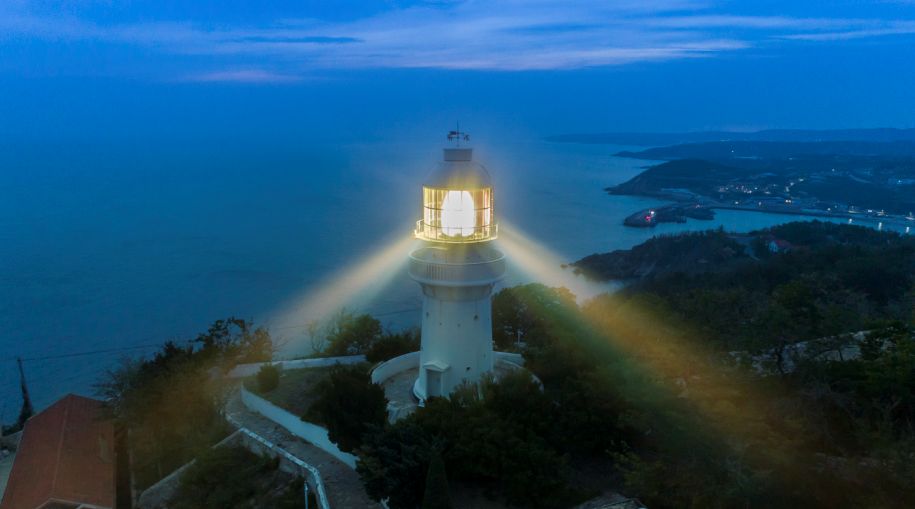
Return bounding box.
[415,220,498,243]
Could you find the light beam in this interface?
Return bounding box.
[498,218,617,301]
[268,234,417,355]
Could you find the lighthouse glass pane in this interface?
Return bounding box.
[420,186,494,242]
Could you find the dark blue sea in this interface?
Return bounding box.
[0,138,866,419]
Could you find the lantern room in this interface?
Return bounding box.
[415,148,497,243]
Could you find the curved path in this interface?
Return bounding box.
[226,392,381,509]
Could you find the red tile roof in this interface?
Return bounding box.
[1,394,115,509]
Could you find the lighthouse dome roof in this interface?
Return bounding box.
[424,148,492,189]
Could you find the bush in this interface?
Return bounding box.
[172,446,293,509]
[325,311,383,356]
[256,364,281,393]
[358,375,574,509]
[365,330,420,363]
[307,365,388,452]
[422,451,453,509]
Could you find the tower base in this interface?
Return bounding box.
[408,243,505,400]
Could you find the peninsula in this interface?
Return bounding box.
[550,129,915,228]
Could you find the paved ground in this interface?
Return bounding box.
[226,392,382,509]
[380,368,420,422]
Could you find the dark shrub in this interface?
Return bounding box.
[365,330,420,363]
[422,450,453,509]
[173,446,277,509]
[256,364,281,393]
[307,365,388,452]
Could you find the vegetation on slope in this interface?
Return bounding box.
[572,229,749,280]
[172,445,310,509]
[96,318,272,488]
[359,222,915,508]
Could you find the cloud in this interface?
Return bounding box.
[780,21,915,41]
[180,69,305,84]
[2,0,915,77]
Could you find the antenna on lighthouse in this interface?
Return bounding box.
[447,122,470,147]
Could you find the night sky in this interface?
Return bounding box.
[2,0,915,143]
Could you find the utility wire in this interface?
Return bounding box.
[5,306,422,362]
[5,342,166,363]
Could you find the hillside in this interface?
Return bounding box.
[574,221,915,348]
[606,141,915,215]
[572,229,749,280]
[479,221,915,508]
[616,140,915,160]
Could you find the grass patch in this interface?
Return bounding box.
[245,366,337,420]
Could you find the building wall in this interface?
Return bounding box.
[417,289,494,399]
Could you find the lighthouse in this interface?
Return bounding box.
[409,137,506,401]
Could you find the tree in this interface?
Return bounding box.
[359,377,573,509]
[492,284,577,351]
[95,318,271,488]
[358,419,434,509]
[306,320,326,355]
[307,365,388,452]
[422,450,453,509]
[325,311,383,356]
[365,329,420,363]
[192,317,274,367]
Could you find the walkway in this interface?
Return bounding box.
[225,392,381,509]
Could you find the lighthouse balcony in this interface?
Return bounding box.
[408,246,505,286]
[415,220,498,243]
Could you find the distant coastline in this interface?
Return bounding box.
[547,127,915,146]
[546,130,915,231]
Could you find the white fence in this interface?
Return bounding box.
[228,355,366,379]
[495,351,525,367]
[370,350,525,385]
[239,385,357,469]
[370,351,421,384]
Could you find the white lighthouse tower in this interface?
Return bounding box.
[409,137,505,401]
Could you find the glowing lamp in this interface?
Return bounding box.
[416,148,496,243]
[441,190,476,236]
